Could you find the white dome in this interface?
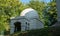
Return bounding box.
[20,8,39,19]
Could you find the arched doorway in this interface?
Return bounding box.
[14,22,21,32]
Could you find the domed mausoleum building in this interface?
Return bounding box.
[10,8,44,34]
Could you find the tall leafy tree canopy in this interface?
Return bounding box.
[0,0,25,31]
[47,0,57,26]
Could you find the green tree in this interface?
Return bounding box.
[43,6,50,26]
[43,0,57,26]
[0,0,25,32]
[47,0,57,26]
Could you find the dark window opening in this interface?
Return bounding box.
[25,22,30,31]
[14,22,21,32]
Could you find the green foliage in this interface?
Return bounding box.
[43,7,50,26]
[0,0,25,31]
[47,0,57,26]
[42,0,57,26]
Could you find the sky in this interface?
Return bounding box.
[20,0,51,4]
